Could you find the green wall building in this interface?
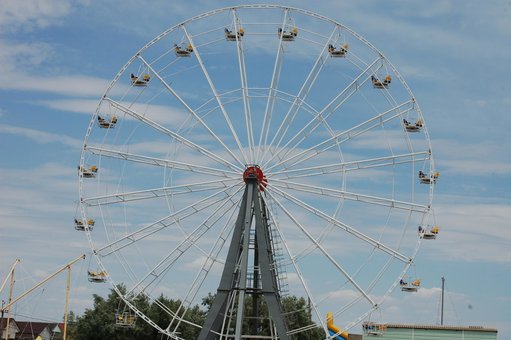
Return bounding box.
[361,322,498,340]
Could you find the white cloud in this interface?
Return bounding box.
[0,4,123,115]
[33,268,51,280]
[434,139,511,176]
[21,95,192,126]
[182,255,224,273]
[0,39,111,97]
[389,0,454,19]
[0,160,93,320]
[0,124,82,148]
[428,202,511,264]
[324,288,360,302]
[0,0,72,32]
[0,40,54,71]
[0,72,110,97]
[0,163,80,217]
[440,158,511,176]
[38,99,100,114]
[379,286,467,325]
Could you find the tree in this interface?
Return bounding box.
[75,287,323,339]
[75,286,205,339]
[146,294,205,339]
[201,293,324,338]
[75,288,120,340]
[75,284,152,340]
[282,295,323,338]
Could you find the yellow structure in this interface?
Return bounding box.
[327,312,349,340]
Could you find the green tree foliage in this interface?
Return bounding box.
[282,295,324,338]
[201,293,324,338]
[145,294,205,339]
[75,287,323,339]
[75,287,124,340]
[75,285,205,340]
[243,295,323,337]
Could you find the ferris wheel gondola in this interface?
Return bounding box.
[419,170,440,184]
[78,165,97,178]
[87,269,107,283]
[419,225,440,239]
[400,277,421,292]
[97,115,118,128]
[403,118,423,132]
[174,43,193,57]
[130,73,150,86]
[328,43,349,57]
[74,218,94,231]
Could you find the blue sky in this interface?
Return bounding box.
[0,0,510,338]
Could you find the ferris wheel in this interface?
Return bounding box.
[78,5,437,339]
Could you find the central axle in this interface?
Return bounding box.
[243,165,267,191]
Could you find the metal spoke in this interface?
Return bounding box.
[104,97,243,172]
[85,146,239,178]
[269,151,431,180]
[136,55,245,168]
[270,178,429,213]
[267,99,416,172]
[95,183,240,257]
[81,178,239,206]
[256,10,289,162]
[232,10,255,162]
[181,26,249,165]
[269,185,411,264]
[260,193,326,335]
[127,187,242,296]
[259,25,338,164]
[168,195,242,333]
[262,57,382,169]
[264,188,376,306]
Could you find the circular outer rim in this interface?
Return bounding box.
[78,4,436,337]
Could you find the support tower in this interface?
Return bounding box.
[198,166,289,340]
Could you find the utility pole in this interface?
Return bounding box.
[1,259,20,340]
[441,276,445,325]
[1,300,4,334]
[0,255,85,315]
[0,255,85,340]
[5,268,15,340]
[63,266,71,340]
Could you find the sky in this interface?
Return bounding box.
[0,0,510,338]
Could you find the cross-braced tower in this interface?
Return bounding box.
[198,166,290,340]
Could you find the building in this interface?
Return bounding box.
[49,323,65,339]
[15,321,53,340]
[1,318,62,340]
[362,322,498,340]
[0,318,20,339]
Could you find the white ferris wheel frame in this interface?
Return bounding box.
[78,4,437,339]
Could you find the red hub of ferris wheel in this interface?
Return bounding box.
[243,165,268,191]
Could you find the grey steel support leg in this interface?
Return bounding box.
[253,188,290,340]
[198,177,289,340]
[197,183,251,340]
